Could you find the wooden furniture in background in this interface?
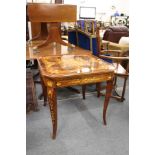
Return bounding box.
[27,3,77,48]
[30,22,48,41]
[76,20,96,35]
[26,40,92,103]
[97,51,129,101]
[82,27,129,102]
[26,70,38,113]
[38,54,115,139]
[96,27,129,102]
[26,40,92,60]
[55,0,64,3]
[102,26,129,44]
[68,28,98,55]
[27,0,64,41]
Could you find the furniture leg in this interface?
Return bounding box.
[103,80,113,125]
[34,80,41,84]
[33,70,45,100]
[82,85,86,99]
[47,87,57,139]
[33,71,40,79]
[40,74,48,106]
[113,76,117,86]
[32,84,39,111]
[26,70,39,112]
[38,93,43,100]
[66,86,81,94]
[43,85,47,105]
[36,23,73,48]
[111,76,128,102]
[96,83,101,97]
[120,77,128,102]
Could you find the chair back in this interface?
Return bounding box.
[103,26,129,43]
[96,26,129,75]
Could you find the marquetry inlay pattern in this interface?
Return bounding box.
[38,55,114,80]
[38,54,115,139]
[56,74,113,87]
[47,87,56,124]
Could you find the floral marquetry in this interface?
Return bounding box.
[38,54,115,139]
[38,55,115,81]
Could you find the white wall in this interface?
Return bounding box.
[64,0,129,21]
[27,0,129,22]
[27,0,53,3]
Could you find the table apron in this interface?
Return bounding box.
[43,73,114,88]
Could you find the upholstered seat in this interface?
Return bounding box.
[103,26,129,43]
[101,26,129,53]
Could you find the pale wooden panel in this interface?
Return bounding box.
[28,3,77,22]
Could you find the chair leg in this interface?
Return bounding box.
[42,86,48,106]
[82,85,86,99]
[99,76,127,102]
[113,76,117,87]
[120,77,128,102]
[96,83,101,97]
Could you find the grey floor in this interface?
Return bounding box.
[26,76,129,155]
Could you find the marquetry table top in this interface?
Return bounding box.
[38,54,115,139]
[26,40,91,60]
[38,54,115,80]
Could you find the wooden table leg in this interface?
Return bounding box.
[40,74,48,106]
[66,86,80,94]
[36,23,73,49]
[47,87,57,139]
[103,80,113,125]
[96,82,101,97]
[42,85,47,106]
[82,85,86,99]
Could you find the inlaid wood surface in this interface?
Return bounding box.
[38,54,115,139]
[38,55,115,81]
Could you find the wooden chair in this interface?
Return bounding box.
[97,51,129,101]
[82,27,129,102]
